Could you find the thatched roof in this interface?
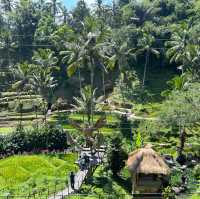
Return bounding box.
[127,145,170,175]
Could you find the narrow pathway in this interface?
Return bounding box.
[48,170,88,199]
[48,149,105,199]
[110,109,158,121]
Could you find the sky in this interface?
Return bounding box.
[62,0,111,10]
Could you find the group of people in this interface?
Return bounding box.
[69,153,91,190]
[78,153,90,171]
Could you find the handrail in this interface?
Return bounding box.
[0,192,199,198]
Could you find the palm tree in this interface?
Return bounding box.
[107,39,136,102]
[60,39,83,91]
[59,5,68,24]
[11,62,33,92]
[62,16,110,81]
[45,0,62,21]
[95,0,103,18]
[131,0,159,26]
[30,67,57,122]
[189,45,200,79]
[71,115,106,154]
[32,49,58,70]
[72,85,105,124]
[166,24,192,74]
[32,49,58,119]
[61,17,111,123]
[107,41,136,71]
[136,33,159,86]
[161,74,189,97]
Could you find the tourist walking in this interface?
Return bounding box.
[83,153,90,169]
[70,171,75,190]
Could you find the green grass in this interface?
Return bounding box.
[0,153,78,197]
[0,127,14,135]
[0,92,37,98]
[133,102,162,118]
[49,112,120,137]
[190,183,200,199]
[50,112,119,124]
[0,125,34,135]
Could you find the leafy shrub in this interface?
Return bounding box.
[194,165,200,180]
[135,131,142,148]
[119,114,132,140]
[107,134,128,176]
[169,166,182,186]
[0,124,69,156]
[162,186,175,199]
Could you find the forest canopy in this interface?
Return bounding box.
[1,0,200,100]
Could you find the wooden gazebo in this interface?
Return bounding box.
[127,145,170,193]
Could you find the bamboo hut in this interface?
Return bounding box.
[127,145,170,193]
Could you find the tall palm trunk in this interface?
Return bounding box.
[18,100,23,130]
[34,104,38,129]
[53,0,56,22]
[42,99,47,125]
[90,66,94,125]
[143,50,149,86]
[102,69,106,97]
[78,67,82,92]
[119,64,125,104]
[179,123,186,155]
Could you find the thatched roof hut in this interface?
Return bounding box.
[127,145,170,193]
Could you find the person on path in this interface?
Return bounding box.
[70,171,75,190]
[78,155,85,171]
[83,153,90,169]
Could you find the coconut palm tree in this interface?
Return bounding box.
[32,49,58,119]
[62,16,110,81]
[30,67,57,122]
[131,0,159,26]
[161,74,189,97]
[72,85,105,124]
[60,39,83,91]
[61,17,111,123]
[32,49,58,70]
[107,41,136,71]
[189,45,200,79]
[166,24,192,74]
[11,62,33,92]
[106,38,136,102]
[136,33,159,86]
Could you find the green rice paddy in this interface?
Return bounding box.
[0,153,78,197]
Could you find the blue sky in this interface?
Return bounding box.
[62,0,111,10]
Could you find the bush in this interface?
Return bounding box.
[107,134,128,176]
[162,186,175,199]
[119,114,132,140]
[194,165,200,180]
[0,124,69,156]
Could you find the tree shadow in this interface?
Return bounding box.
[112,175,132,193]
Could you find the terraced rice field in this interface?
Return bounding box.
[0,153,78,197]
[0,92,43,134]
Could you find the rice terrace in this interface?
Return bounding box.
[0,0,199,198]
